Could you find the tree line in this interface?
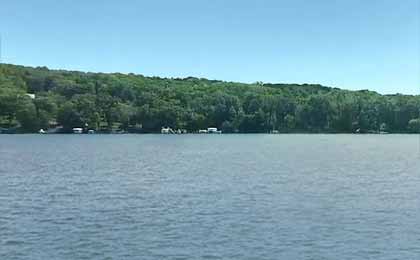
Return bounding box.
[1,63,420,133]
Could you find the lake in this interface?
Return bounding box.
[1,134,420,259]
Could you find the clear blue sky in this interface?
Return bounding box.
[1,0,419,94]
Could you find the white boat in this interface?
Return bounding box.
[161,127,171,134]
[207,127,222,134]
[72,128,83,134]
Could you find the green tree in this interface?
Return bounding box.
[16,98,38,132]
[57,102,83,132]
[408,119,420,133]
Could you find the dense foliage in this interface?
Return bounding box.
[1,63,419,133]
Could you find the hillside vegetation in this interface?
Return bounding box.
[1,64,419,133]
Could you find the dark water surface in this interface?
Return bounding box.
[1,134,420,259]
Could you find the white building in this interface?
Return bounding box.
[25,93,36,99]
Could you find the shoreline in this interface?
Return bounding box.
[1,132,418,135]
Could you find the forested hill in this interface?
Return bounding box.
[0,63,419,133]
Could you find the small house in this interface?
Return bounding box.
[25,93,36,99]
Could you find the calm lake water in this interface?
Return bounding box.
[1,134,420,259]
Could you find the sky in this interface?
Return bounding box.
[0,0,419,94]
